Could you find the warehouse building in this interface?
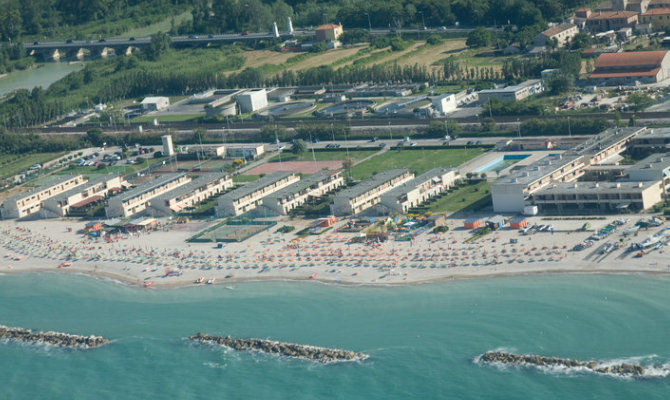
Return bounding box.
[373,168,460,215]
[215,171,299,217]
[40,174,124,218]
[226,144,265,159]
[331,169,414,216]
[105,173,191,218]
[478,80,544,104]
[1,175,86,219]
[432,94,457,114]
[147,173,233,216]
[629,127,670,152]
[141,96,170,111]
[262,170,344,215]
[237,89,268,113]
[589,50,670,85]
[625,153,670,191]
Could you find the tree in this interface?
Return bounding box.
[466,27,491,48]
[291,139,307,154]
[147,32,171,60]
[571,32,593,50]
[342,157,354,171]
[544,73,574,95]
[86,129,104,146]
[627,92,653,111]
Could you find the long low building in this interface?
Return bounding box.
[147,172,233,216]
[589,50,670,85]
[478,80,544,104]
[1,175,86,219]
[215,171,299,217]
[105,173,191,218]
[40,174,124,218]
[532,181,663,213]
[373,168,459,215]
[262,170,343,215]
[331,169,414,216]
[629,127,670,152]
[625,153,670,191]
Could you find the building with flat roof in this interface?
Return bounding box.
[478,80,544,104]
[262,170,344,215]
[532,180,663,213]
[629,127,670,151]
[141,96,170,111]
[237,89,268,113]
[105,173,191,218]
[1,175,86,219]
[534,23,579,47]
[331,169,414,216]
[161,135,174,156]
[373,168,459,215]
[589,50,670,84]
[226,144,265,159]
[147,173,233,216]
[40,174,123,218]
[215,171,299,217]
[432,94,457,114]
[185,145,226,159]
[625,153,670,191]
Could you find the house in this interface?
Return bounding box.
[141,96,170,111]
[533,23,580,48]
[105,173,191,218]
[262,170,344,215]
[215,171,299,217]
[374,168,459,215]
[510,217,529,229]
[464,218,482,229]
[147,173,233,216]
[640,7,670,30]
[331,169,414,216]
[586,11,638,32]
[0,175,86,219]
[315,24,343,48]
[40,174,124,218]
[237,89,268,113]
[589,50,670,84]
[649,0,670,9]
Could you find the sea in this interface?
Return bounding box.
[1,272,670,399]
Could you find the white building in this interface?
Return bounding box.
[226,144,265,159]
[162,135,175,156]
[141,96,170,111]
[215,171,299,217]
[374,168,460,215]
[533,23,580,48]
[432,94,457,114]
[237,89,268,113]
[625,153,670,191]
[478,80,544,104]
[40,174,124,218]
[105,173,191,218]
[186,145,226,159]
[0,175,86,219]
[147,173,233,216]
[262,170,344,215]
[331,169,414,216]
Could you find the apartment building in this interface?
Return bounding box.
[105,173,191,218]
[0,175,86,219]
[262,170,344,215]
[147,173,233,216]
[374,168,460,215]
[40,174,124,218]
[331,169,414,216]
[215,171,299,217]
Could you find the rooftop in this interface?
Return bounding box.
[117,173,187,203]
[218,171,295,202]
[315,24,342,30]
[587,10,638,20]
[535,180,657,194]
[625,153,670,173]
[264,170,339,203]
[382,168,456,200]
[494,154,583,186]
[151,172,231,205]
[594,51,668,69]
[642,7,670,15]
[334,169,410,200]
[632,127,670,139]
[479,79,542,94]
[45,174,120,204]
[3,175,82,204]
[565,127,644,158]
[541,23,577,37]
[141,96,168,103]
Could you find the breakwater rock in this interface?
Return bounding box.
[0,324,108,348]
[189,333,368,363]
[477,351,646,377]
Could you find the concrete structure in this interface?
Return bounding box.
[625,153,670,191]
[590,50,670,84]
[478,80,544,104]
[0,175,86,219]
[331,169,414,216]
[491,127,646,213]
[141,96,170,111]
[161,135,175,156]
[373,168,459,215]
[533,23,579,47]
[432,94,457,114]
[105,173,191,218]
[237,89,268,113]
[586,11,638,32]
[147,173,233,216]
[185,145,226,159]
[640,8,670,30]
[532,180,663,213]
[226,144,265,159]
[40,174,123,218]
[262,170,344,215]
[315,24,343,47]
[630,127,670,151]
[215,171,299,217]
[612,0,651,12]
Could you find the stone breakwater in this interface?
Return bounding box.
[0,324,108,348]
[189,333,368,363]
[477,352,646,377]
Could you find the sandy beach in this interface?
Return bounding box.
[0,216,668,288]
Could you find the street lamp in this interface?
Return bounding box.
[365,13,372,32]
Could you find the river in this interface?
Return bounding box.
[0,62,84,97]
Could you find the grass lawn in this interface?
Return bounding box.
[0,152,65,180]
[269,149,378,163]
[132,114,202,123]
[116,11,192,38]
[57,157,166,176]
[233,174,260,183]
[349,148,484,181]
[426,181,492,213]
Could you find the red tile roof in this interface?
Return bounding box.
[642,7,670,15]
[70,195,103,208]
[594,50,668,69]
[315,24,342,30]
[587,10,638,20]
[540,23,577,37]
[590,67,661,78]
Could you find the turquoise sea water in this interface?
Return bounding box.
[2,273,670,399]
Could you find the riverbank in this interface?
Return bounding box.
[1,216,668,289]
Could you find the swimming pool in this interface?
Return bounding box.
[474,154,530,173]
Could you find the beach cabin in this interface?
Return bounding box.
[510,217,528,230]
[428,214,447,227]
[84,221,103,232]
[464,218,482,229]
[319,215,337,227]
[486,216,508,230]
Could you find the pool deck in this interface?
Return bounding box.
[460,151,557,179]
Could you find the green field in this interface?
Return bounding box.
[0,152,65,180]
[57,157,166,176]
[233,174,260,183]
[115,11,192,39]
[426,181,492,213]
[349,148,485,181]
[269,149,379,163]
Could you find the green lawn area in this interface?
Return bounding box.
[115,11,192,38]
[233,174,260,183]
[350,148,484,181]
[269,149,379,163]
[132,114,202,123]
[0,152,65,180]
[426,181,492,213]
[57,157,166,176]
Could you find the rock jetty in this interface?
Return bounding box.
[478,351,646,377]
[0,324,108,348]
[189,333,368,363]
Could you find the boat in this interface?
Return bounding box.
[143,281,154,288]
[309,273,318,279]
[195,277,205,284]
[206,278,215,284]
